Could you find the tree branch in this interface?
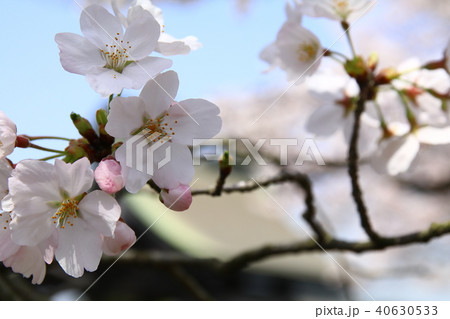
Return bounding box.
[347,78,383,242]
[112,221,450,274]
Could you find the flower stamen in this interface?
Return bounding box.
[54,199,79,228]
[100,32,133,73]
[297,42,319,62]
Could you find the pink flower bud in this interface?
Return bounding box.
[94,158,124,194]
[102,221,136,256]
[160,184,192,211]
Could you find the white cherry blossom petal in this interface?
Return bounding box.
[9,160,60,217]
[306,104,345,136]
[54,33,104,75]
[85,68,134,97]
[151,143,194,190]
[123,6,160,59]
[0,111,17,159]
[107,96,147,139]
[55,219,103,278]
[55,158,93,198]
[3,246,46,284]
[10,213,55,246]
[0,213,20,261]
[140,70,179,119]
[168,99,222,145]
[415,126,450,145]
[0,159,12,197]
[156,35,202,56]
[114,145,153,194]
[296,0,375,21]
[80,5,123,50]
[121,56,173,91]
[372,135,420,175]
[78,190,121,237]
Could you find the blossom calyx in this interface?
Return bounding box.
[344,56,369,83]
[63,139,89,163]
[374,67,399,85]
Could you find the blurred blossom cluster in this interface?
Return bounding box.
[259,0,450,176]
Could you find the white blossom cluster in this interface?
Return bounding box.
[0,0,221,284]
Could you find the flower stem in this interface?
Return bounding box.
[24,135,71,142]
[326,49,349,61]
[395,89,418,130]
[341,21,356,58]
[39,154,65,161]
[374,101,387,129]
[28,143,65,154]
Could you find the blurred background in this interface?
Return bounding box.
[1,0,450,300]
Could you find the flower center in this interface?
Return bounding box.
[297,42,319,62]
[133,109,180,144]
[52,199,79,229]
[100,32,133,73]
[333,0,349,14]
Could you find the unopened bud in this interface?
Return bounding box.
[70,112,98,144]
[102,220,136,256]
[94,158,124,194]
[367,52,379,71]
[160,184,192,211]
[15,135,30,148]
[219,151,232,176]
[374,67,399,85]
[95,109,108,126]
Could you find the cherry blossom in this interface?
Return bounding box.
[295,0,375,22]
[55,4,172,97]
[0,111,17,159]
[306,74,359,136]
[0,159,17,261]
[8,158,121,278]
[160,184,192,211]
[393,59,450,126]
[260,19,322,83]
[112,0,202,56]
[0,159,49,284]
[371,123,450,175]
[2,246,47,285]
[94,158,125,194]
[102,220,136,256]
[305,74,380,154]
[106,71,222,193]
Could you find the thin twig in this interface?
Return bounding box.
[347,80,382,242]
